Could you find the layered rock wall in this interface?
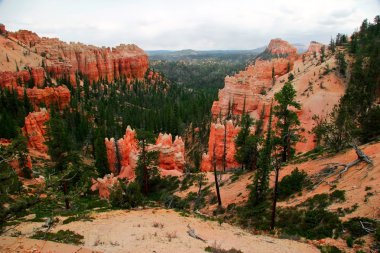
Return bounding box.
[10,30,149,84]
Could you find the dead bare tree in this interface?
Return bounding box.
[311,144,373,188]
[213,142,222,207]
[187,224,207,242]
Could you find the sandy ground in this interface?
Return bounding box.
[2,209,319,253]
[0,236,100,253]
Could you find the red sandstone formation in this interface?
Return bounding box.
[150,133,185,172]
[95,127,186,198]
[91,174,119,199]
[9,29,149,85]
[22,109,50,153]
[105,126,186,180]
[0,67,45,89]
[202,39,345,171]
[211,39,297,120]
[16,85,71,109]
[265,38,298,60]
[201,120,241,172]
[105,126,139,180]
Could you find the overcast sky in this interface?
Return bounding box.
[0,0,379,50]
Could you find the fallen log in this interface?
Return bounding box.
[187,224,207,242]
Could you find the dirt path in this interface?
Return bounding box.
[3,208,319,253]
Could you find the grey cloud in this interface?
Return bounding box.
[0,0,379,50]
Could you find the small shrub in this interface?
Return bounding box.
[31,230,84,245]
[329,190,346,202]
[109,181,144,209]
[62,214,93,224]
[152,222,164,229]
[277,208,341,240]
[205,245,243,253]
[319,245,342,253]
[346,236,354,247]
[354,238,365,246]
[277,168,309,200]
[376,223,380,242]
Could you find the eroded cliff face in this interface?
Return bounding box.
[202,39,346,171]
[211,39,297,120]
[9,29,149,84]
[0,26,149,113]
[0,68,45,89]
[22,109,50,153]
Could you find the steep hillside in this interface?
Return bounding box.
[176,141,380,252]
[201,39,346,171]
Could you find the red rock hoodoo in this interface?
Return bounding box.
[96,127,186,198]
[105,126,185,180]
[105,126,139,180]
[201,120,241,172]
[149,133,185,173]
[22,109,50,153]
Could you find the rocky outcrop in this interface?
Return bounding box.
[10,29,149,84]
[95,127,186,198]
[306,41,324,55]
[204,39,298,170]
[22,109,50,153]
[201,120,241,171]
[0,67,45,89]
[211,39,297,120]
[105,126,186,180]
[105,126,139,180]
[10,29,41,47]
[16,85,70,109]
[204,38,345,168]
[91,174,119,199]
[150,133,185,172]
[265,38,298,59]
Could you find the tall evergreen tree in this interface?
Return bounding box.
[252,104,273,206]
[270,82,301,229]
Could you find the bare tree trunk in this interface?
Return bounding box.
[142,139,148,195]
[213,143,222,207]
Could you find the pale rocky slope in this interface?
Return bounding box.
[2,209,319,253]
